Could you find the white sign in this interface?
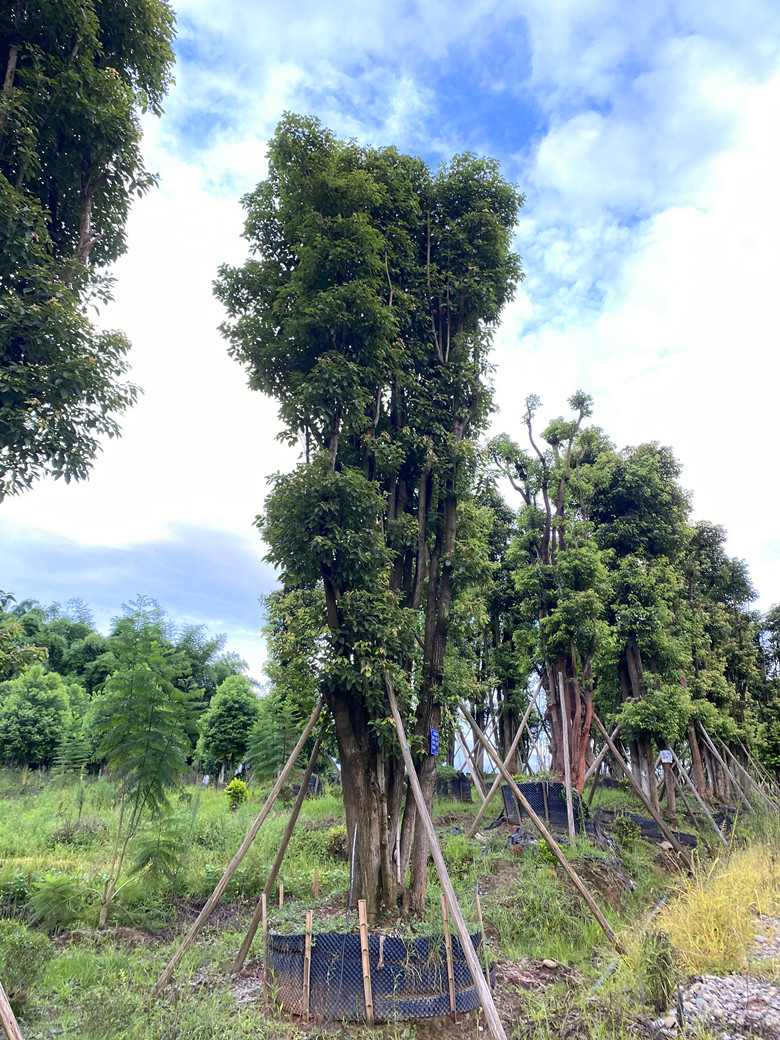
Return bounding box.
[659,750,673,764]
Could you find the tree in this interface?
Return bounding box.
[195,674,260,778]
[215,114,523,914]
[91,598,199,927]
[0,0,175,498]
[0,664,75,766]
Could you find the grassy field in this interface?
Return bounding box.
[0,768,775,1039]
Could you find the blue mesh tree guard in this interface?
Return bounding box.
[266,931,494,1022]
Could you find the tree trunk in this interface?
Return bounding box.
[687,722,711,803]
[328,692,403,917]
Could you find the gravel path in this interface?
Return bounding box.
[654,916,780,1039]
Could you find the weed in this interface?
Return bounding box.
[0,919,51,1014]
[27,870,85,931]
[226,777,248,810]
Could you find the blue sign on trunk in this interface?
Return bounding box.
[430,728,439,756]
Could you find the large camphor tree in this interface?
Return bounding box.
[216,114,523,915]
[0,0,175,498]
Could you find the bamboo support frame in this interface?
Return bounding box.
[0,981,24,1040]
[669,749,729,850]
[583,723,621,784]
[467,681,543,839]
[303,910,313,1020]
[384,679,508,1040]
[461,702,624,954]
[695,725,751,812]
[233,733,323,971]
[717,734,780,813]
[558,671,576,838]
[151,697,324,997]
[455,729,487,802]
[441,893,457,1021]
[358,899,374,1027]
[475,887,491,985]
[590,714,693,870]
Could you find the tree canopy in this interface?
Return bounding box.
[0,0,176,498]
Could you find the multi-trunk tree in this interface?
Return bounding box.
[215,114,523,915]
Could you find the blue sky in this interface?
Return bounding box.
[2,0,780,676]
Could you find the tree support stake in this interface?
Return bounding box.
[461,701,624,955]
[384,678,508,1040]
[151,697,324,997]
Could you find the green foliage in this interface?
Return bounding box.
[196,674,259,775]
[636,929,678,1013]
[0,664,72,765]
[27,870,84,931]
[326,824,348,859]
[247,691,305,782]
[0,0,176,498]
[225,778,247,811]
[611,813,641,848]
[0,920,51,1013]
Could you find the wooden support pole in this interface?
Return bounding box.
[467,681,543,839]
[669,749,729,851]
[384,679,508,1040]
[461,701,624,954]
[717,734,780,813]
[358,899,374,1027]
[0,981,24,1040]
[278,882,284,909]
[590,714,693,870]
[234,734,324,971]
[737,737,777,789]
[558,671,576,839]
[441,893,457,1021]
[456,729,487,802]
[303,910,313,1021]
[151,697,324,996]
[261,894,268,1001]
[475,887,491,985]
[696,725,752,812]
[584,724,621,784]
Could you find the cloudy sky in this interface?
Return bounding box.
[2,0,780,677]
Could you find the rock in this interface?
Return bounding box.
[659,840,674,850]
[662,1015,677,1029]
[542,959,557,969]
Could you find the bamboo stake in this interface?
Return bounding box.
[737,737,777,789]
[261,894,268,1001]
[718,736,780,813]
[558,671,576,839]
[669,749,729,850]
[384,679,508,1040]
[151,697,324,996]
[0,981,24,1040]
[313,866,319,899]
[583,724,621,784]
[455,729,487,802]
[358,899,374,1027]
[441,893,457,1021]
[234,734,323,971]
[278,882,284,909]
[475,887,491,985]
[303,910,313,1021]
[467,681,543,838]
[590,714,693,870]
[461,702,624,954]
[696,725,751,812]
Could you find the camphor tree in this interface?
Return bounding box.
[215,114,523,914]
[0,0,175,498]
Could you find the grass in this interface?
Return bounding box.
[0,767,736,1039]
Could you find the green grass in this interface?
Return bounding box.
[0,769,694,1039]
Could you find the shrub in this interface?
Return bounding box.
[326,824,348,860]
[612,812,641,848]
[27,871,84,932]
[225,778,248,811]
[0,919,51,1014]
